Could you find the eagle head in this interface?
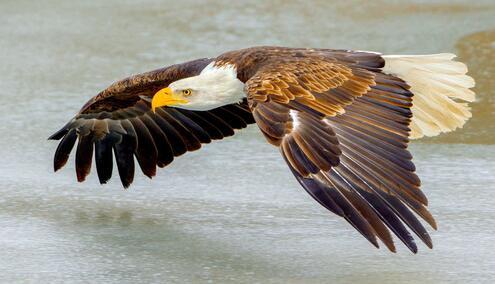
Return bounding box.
[152,62,245,112]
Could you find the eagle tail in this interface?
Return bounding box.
[382,53,475,139]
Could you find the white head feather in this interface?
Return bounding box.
[168,62,245,111]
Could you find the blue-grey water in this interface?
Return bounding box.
[1,0,494,283]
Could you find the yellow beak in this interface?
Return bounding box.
[151,87,189,112]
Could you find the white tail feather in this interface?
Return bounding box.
[382,54,475,139]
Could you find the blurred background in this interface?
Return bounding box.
[0,0,494,283]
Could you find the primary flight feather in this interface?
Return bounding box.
[49,46,475,253]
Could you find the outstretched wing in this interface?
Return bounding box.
[49,58,255,187]
[245,51,439,253]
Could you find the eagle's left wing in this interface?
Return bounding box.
[245,54,436,253]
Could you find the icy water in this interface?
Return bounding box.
[1,0,495,283]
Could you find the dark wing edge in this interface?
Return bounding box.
[246,50,436,253]
[49,58,255,188]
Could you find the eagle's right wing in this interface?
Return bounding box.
[49,58,255,187]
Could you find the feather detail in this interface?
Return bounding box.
[382,54,475,139]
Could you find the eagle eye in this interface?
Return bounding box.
[182,89,192,96]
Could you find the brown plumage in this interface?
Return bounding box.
[50,46,475,253]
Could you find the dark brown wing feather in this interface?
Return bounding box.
[245,49,436,253]
[49,59,255,188]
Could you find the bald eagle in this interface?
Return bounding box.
[49,46,475,253]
